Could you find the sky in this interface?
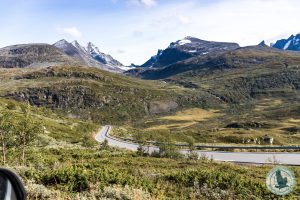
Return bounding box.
[0,0,300,65]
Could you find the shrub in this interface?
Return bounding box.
[40,166,90,192]
[187,151,199,161]
[25,180,61,200]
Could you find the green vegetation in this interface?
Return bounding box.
[0,98,98,163]
[6,144,300,199]
[0,60,300,200]
[0,97,299,199]
[5,65,298,146]
[0,60,299,199]
[112,47,300,146]
[0,66,211,125]
[0,102,43,165]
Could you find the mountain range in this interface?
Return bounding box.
[126,34,300,80]
[2,34,300,75]
[0,39,129,73]
[138,36,239,68]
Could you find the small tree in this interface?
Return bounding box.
[82,134,95,147]
[186,136,195,152]
[16,103,43,165]
[0,110,16,165]
[136,144,145,156]
[100,139,109,150]
[188,151,199,161]
[135,134,148,156]
[157,138,183,159]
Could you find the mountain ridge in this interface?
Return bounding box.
[0,40,128,72]
[0,43,78,68]
[138,36,240,68]
[54,39,129,72]
[272,34,300,51]
[126,45,300,80]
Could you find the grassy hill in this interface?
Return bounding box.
[0,66,223,125]
[1,54,299,145]
[118,47,300,145]
[0,59,299,198]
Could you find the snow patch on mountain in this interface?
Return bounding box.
[72,40,87,53]
[178,39,192,46]
[54,39,131,72]
[284,40,292,50]
[138,36,239,68]
[272,34,300,51]
[85,42,124,69]
[54,39,69,49]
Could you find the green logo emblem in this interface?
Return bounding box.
[266,166,296,196]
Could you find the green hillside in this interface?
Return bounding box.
[0,66,222,125]
[117,47,300,145]
[0,99,299,199]
[0,61,299,199]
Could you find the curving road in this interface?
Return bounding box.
[95,125,300,166]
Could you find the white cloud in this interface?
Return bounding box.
[57,27,82,38]
[141,0,157,7]
[127,0,157,7]
[105,0,300,65]
[178,15,190,25]
[116,49,126,54]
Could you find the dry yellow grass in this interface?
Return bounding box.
[161,108,221,121]
[146,108,223,130]
[254,98,283,111]
[288,118,300,123]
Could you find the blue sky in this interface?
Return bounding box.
[1,0,300,65]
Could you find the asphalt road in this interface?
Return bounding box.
[95,125,300,165]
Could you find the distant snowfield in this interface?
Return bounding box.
[118,65,134,71]
[284,40,292,50]
[178,39,192,46]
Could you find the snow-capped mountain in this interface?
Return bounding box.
[86,42,130,71]
[54,39,129,72]
[272,34,300,51]
[139,36,240,68]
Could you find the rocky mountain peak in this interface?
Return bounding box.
[272,33,300,51]
[86,42,101,56]
[139,36,239,68]
[71,40,86,52]
[258,40,268,47]
[53,39,126,72]
[54,39,69,48]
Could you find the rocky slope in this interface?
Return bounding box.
[153,45,300,104]
[126,45,300,79]
[272,34,300,51]
[0,66,219,124]
[0,43,78,68]
[138,36,239,68]
[54,39,128,72]
[0,40,128,73]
